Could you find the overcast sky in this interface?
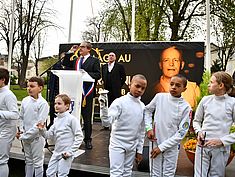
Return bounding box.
[0,0,101,57]
[43,0,101,57]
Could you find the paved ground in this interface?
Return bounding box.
[10,121,235,177]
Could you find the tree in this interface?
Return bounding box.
[0,1,20,56]
[17,0,59,87]
[211,0,235,71]
[82,14,108,42]
[211,58,223,73]
[32,31,46,76]
[82,0,132,41]
[12,44,23,81]
[0,0,59,87]
[135,0,166,41]
[82,0,206,42]
[113,0,132,40]
[162,0,205,41]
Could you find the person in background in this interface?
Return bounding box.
[101,52,126,130]
[47,62,61,128]
[193,71,235,177]
[0,67,19,177]
[102,52,126,106]
[62,41,101,150]
[145,74,192,177]
[154,46,200,110]
[37,94,83,177]
[99,74,147,177]
[17,76,49,177]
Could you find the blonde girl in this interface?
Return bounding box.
[193,71,235,177]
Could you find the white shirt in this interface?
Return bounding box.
[81,54,90,64]
[108,61,115,72]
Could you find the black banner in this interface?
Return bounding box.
[59,42,204,104]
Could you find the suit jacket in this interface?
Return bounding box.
[48,62,62,102]
[101,62,126,98]
[62,53,101,98]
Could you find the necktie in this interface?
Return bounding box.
[79,57,84,69]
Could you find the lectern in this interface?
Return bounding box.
[51,70,94,120]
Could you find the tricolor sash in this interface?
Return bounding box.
[82,83,94,107]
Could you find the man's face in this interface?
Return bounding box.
[159,48,184,78]
[108,52,116,63]
[79,42,90,56]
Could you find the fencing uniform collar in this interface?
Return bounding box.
[56,111,70,118]
[0,85,8,93]
[168,93,184,101]
[214,93,228,100]
[29,93,42,101]
[127,92,141,101]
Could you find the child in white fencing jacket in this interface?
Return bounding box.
[99,74,147,177]
[193,71,235,177]
[0,68,19,177]
[18,76,49,177]
[145,74,192,177]
[37,94,83,177]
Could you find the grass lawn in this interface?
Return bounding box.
[10,85,47,101]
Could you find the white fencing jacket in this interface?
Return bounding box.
[144,93,191,152]
[0,86,19,127]
[100,92,145,154]
[19,94,49,140]
[193,94,235,146]
[40,111,83,157]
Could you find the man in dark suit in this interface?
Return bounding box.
[102,52,126,106]
[62,41,101,149]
